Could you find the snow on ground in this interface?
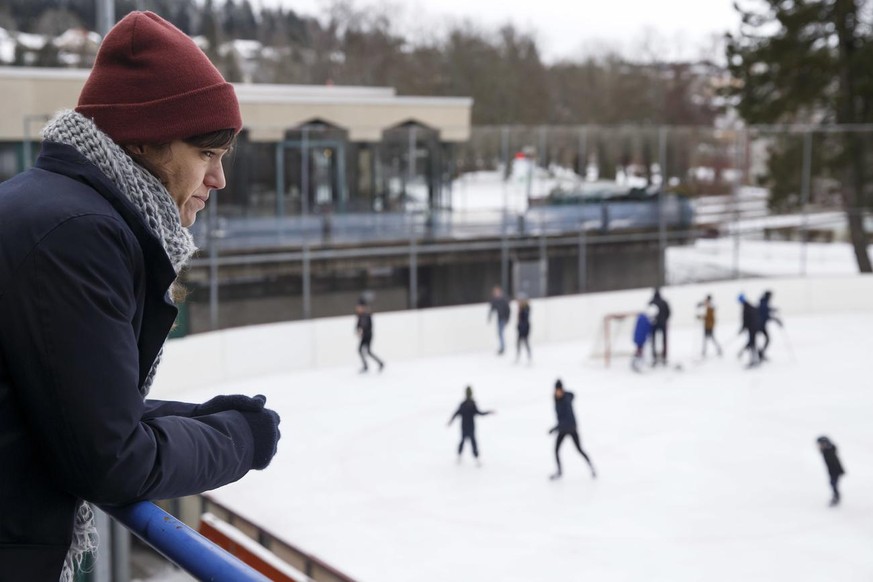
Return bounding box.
[667,238,869,284]
[179,310,873,582]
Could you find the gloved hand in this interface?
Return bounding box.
[195,394,267,416]
[241,407,281,470]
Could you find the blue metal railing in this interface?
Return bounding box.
[102,502,271,582]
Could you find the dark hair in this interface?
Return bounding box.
[184,128,237,149]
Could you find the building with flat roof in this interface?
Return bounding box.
[0,66,473,215]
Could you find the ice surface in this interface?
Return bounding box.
[177,311,873,582]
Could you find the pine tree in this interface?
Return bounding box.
[726,0,873,272]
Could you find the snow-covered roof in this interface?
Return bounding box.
[0,27,14,64]
[54,28,101,51]
[15,32,48,50]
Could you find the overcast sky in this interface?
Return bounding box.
[255,0,742,62]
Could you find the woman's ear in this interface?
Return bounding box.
[126,144,147,156]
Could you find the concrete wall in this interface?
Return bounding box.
[151,275,873,397]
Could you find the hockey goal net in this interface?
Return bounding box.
[589,311,640,367]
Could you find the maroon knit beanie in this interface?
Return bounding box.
[76,11,242,145]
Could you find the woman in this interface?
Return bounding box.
[0,12,280,581]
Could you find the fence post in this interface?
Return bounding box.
[302,243,311,319]
[501,126,510,292]
[657,126,668,287]
[800,128,813,276]
[578,224,587,293]
[409,218,418,309]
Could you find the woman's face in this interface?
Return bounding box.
[136,140,230,227]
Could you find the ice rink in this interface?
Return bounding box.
[165,306,873,582]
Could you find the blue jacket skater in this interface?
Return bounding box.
[633,313,652,348]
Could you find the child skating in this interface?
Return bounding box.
[697,294,722,358]
[816,436,845,507]
[448,386,495,465]
[548,380,596,480]
[631,309,652,372]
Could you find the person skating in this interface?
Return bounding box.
[758,290,783,361]
[816,436,846,507]
[355,300,385,373]
[448,386,494,465]
[516,296,532,363]
[697,295,723,358]
[738,294,761,368]
[548,380,596,480]
[649,288,671,365]
[631,308,653,372]
[488,285,511,355]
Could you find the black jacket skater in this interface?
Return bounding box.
[0,143,256,579]
[553,391,578,432]
[451,399,491,435]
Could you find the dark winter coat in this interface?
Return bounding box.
[650,293,671,327]
[740,301,761,333]
[821,444,845,479]
[517,304,531,337]
[633,314,652,347]
[0,143,256,580]
[451,399,491,434]
[357,312,373,340]
[489,296,510,322]
[552,391,578,432]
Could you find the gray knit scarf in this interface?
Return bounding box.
[42,110,197,582]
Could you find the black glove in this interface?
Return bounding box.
[195,394,266,416]
[241,407,281,470]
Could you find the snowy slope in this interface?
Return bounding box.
[174,311,873,582]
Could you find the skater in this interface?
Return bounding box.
[447,386,495,464]
[697,295,723,357]
[631,308,653,372]
[355,300,385,373]
[649,288,671,365]
[516,296,532,363]
[548,380,596,480]
[758,290,783,361]
[816,436,845,507]
[738,294,761,368]
[0,12,282,581]
[488,285,511,355]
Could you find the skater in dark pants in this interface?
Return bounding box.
[516,297,532,363]
[816,436,846,507]
[697,295,722,357]
[758,290,783,361]
[737,294,761,368]
[548,380,596,480]
[649,288,671,366]
[488,285,511,355]
[355,301,384,373]
[448,386,494,465]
